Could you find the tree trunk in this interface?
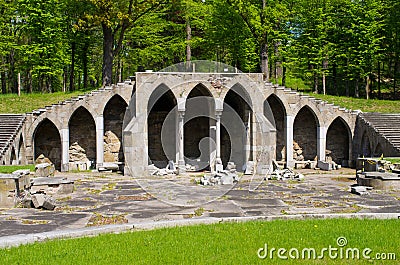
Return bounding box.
[9,49,17,94]
[377,61,381,99]
[70,41,76,91]
[333,63,338,95]
[83,40,89,89]
[102,24,114,86]
[365,75,370,100]
[260,42,269,81]
[394,59,398,99]
[0,71,6,94]
[282,57,286,87]
[186,18,191,63]
[313,69,318,94]
[355,78,359,98]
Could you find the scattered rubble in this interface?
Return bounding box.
[199,171,239,186]
[351,185,372,196]
[35,162,55,177]
[149,161,177,176]
[267,160,304,181]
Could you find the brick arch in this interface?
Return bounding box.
[326,117,351,165]
[33,118,62,170]
[266,94,286,161]
[69,106,97,164]
[293,106,319,161]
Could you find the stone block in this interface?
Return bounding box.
[317,161,332,171]
[31,193,46,208]
[35,163,55,177]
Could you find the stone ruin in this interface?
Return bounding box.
[0,154,74,209]
[69,142,91,171]
[104,130,121,163]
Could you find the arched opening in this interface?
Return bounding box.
[374,143,383,157]
[326,117,350,165]
[18,136,26,165]
[34,119,61,170]
[266,95,286,161]
[361,132,371,157]
[69,107,96,167]
[148,85,177,168]
[222,84,252,170]
[10,147,16,165]
[104,95,128,163]
[184,84,214,170]
[293,106,318,161]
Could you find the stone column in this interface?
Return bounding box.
[95,115,104,168]
[285,115,295,168]
[177,111,185,171]
[60,128,69,172]
[317,126,327,162]
[215,111,223,171]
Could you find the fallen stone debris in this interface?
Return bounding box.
[266,160,304,181]
[199,162,240,186]
[149,161,177,176]
[0,162,74,210]
[351,185,373,196]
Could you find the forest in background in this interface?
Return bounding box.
[0,0,399,100]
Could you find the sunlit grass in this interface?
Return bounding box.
[0,165,35,173]
[0,219,398,264]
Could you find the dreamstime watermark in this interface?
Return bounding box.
[257,236,397,261]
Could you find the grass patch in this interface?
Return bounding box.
[0,219,398,264]
[385,157,400,164]
[0,90,93,114]
[303,93,400,113]
[0,165,35,174]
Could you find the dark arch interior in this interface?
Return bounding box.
[266,95,286,161]
[326,118,350,165]
[18,136,26,164]
[361,132,371,157]
[34,119,61,170]
[104,95,128,163]
[293,107,318,161]
[222,85,252,170]
[148,88,177,168]
[184,84,213,170]
[374,143,383,157]
[69,107,96,164]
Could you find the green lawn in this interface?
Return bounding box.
[0,165,35,173]
[0,219,398,264]
[304,93,400,114]
[0,90,92,114]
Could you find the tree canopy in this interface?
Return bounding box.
[0,0,399,99]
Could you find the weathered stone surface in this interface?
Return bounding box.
[31,177,74,195]
[31,193,56,210]
[104,130,121,163]
[35,163,55,177]
[0,173,30,208]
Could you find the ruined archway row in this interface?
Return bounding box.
[23,84,132,171]
[124,73,358,176]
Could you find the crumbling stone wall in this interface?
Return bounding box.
[34,119,61,170]
[293,107,317,161]
[69,107,96,163]
[326,118,349,165]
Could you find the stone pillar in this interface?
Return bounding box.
[285,115,295,168]
[95,115,104,168]
[215,98,223,172]
[317,126,327,162]
[60,128,69,172]
[177,111,185,171]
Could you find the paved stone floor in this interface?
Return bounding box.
[1,168,400,237]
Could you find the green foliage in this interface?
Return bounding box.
[0,219,398,264]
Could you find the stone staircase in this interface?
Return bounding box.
[0,114,26,161]
[359,113,400,153]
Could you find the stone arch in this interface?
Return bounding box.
[18,136,26,165]
[180,81,218,100]
[293,106,318,161]
[103,95,128,163]
[374,143,383,157]
[33,118,61,170]
[148,85,177,168]
[266,94,286,161]
[361,131,372,157]
[184,83,214,170]
[62,102,98,129]
[326,117,350,165]
[69,106,96,166]
[221,83,252,169]
[10,146,17,165]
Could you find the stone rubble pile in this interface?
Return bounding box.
[149,161,177,176]
[103,130,121,163]
[293,141,304,161]
[199,162,239,186]
[317,150,342,171]
[267,160,305,181]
